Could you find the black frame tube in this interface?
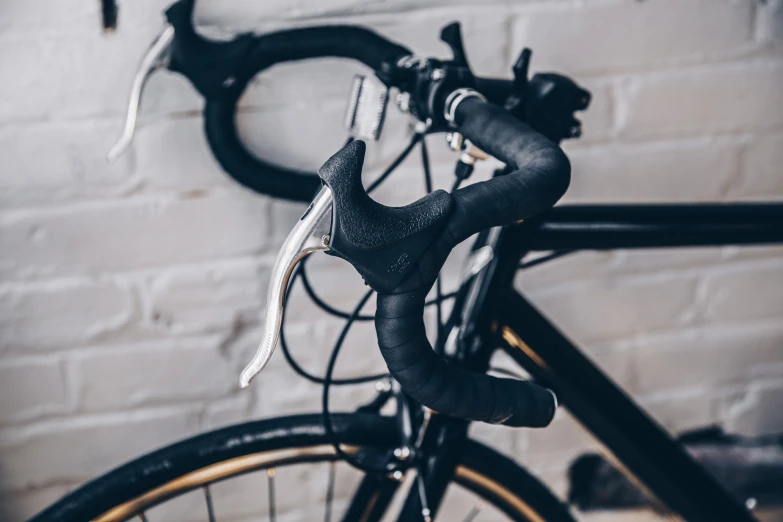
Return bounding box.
[523,203,783,250]
[495,290,756,521]
[390,201,783,520]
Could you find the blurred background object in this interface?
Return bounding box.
[0,0,782,520]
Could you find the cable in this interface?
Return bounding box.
[299,256,456,320]
[280,266,388,385]
[518,250,574,270]
[281,263,455,383]
[300,257,375,322]
[322,289,389,472]
[366,133,423,193]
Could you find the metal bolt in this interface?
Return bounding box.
[431,69,445,80]
[396,92,411,113]
[392,470,404,481]
[375,379,392,393]
[321,234,330,246]
[446,131,463,151]
[393,446,412,460]
[414,119,430,134]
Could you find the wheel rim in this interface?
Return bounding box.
[93,443,543,522]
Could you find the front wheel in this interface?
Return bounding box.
[31,413,575,522]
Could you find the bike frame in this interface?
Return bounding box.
[347,202,783,522]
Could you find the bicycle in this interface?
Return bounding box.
[30,1,783,521]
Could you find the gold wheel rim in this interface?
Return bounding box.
[94,443,543,522]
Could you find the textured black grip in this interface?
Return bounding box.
[319,141,454,292]
[201,25,411,202]
[373,96,569,428]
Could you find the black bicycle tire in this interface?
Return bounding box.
[30,413,574,522]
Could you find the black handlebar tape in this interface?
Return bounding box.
[203,27,411,202]
[374,97,569,427]
[375,288,557,427]
[448,96,571,237]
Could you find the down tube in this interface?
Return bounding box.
[494,290,756,522]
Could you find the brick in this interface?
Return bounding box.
[571,80,614,144]
[468,421,519,458]
[0,485,70,522]
[235,97,404,180]
[73,338,236,411]
[0,191,269,278]
[0,409,199,490]
[0,30,152,122]
[515,251,615,291]
[131,116,228,193]
[200,396,251,430]
[137,73,204,118]
[631,323,783,396]
[0,0,98,37]
[721,379,783,436]
[511,0,755,76]
[363,7,512,77]
[731,133,783,199]
[195,0,371,25]
[147,259,268,335]
[523,410,597,470]
[0,359,69,424]
[608,248,725,277]
[640,388,721,434]
[525,274,699,343]
[758,0,783,54]
[580,510,667,522]
[235,98,357,173]
[0,119,136,208]
[278,255,373,324]
[202,5,512,76]
[0,281,135,353]
[237,57,369,112]
[702,260,783,323]
[582,341,635,391]
[618,61,783,140]
[564,138,742,203]
[722,245,783,265]
[247,345,379,418]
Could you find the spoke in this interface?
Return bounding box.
[267,467,277,522]
[460,500,487,522]
[136,512,149,522]
[203,485,216,522]
[417,473,432,522]
[324,461,336,522]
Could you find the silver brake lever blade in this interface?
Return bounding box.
[107,25,175,163]
[240,186,334,388]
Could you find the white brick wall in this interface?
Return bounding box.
[1,0,782,520]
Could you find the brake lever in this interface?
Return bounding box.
[239,186,333,388]
[107,25,175,163]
